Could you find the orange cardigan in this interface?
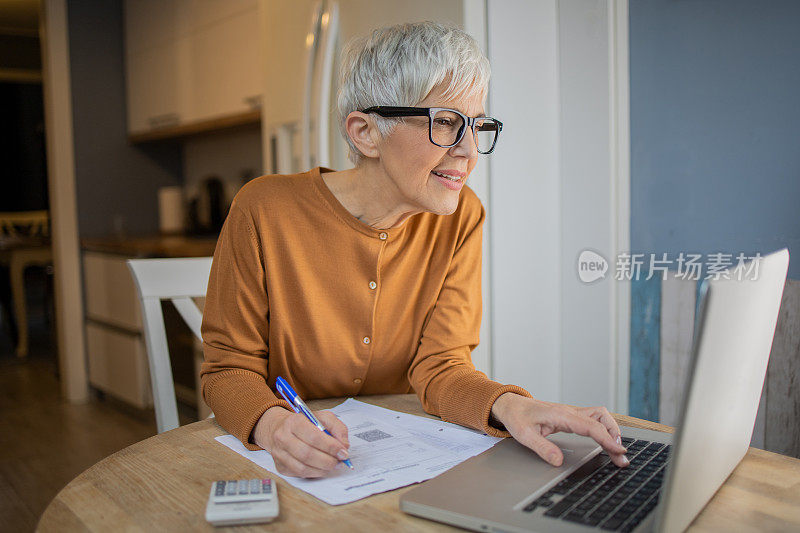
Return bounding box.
[200,167,530,450]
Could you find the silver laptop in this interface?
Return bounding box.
[401,248,789,533]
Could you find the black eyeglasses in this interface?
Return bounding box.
[361,106,503,154]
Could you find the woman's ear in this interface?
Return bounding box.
[345,111,381,159]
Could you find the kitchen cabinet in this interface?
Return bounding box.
[186,7,261,122]
[124,0,261,139]
[84,251,143,331]
[86,322,152,409]
[125,36,188,133]
[83,252,152,408]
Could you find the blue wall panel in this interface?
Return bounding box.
[629,0,800,280]
[629,277,661,421]
[628,0,800,418]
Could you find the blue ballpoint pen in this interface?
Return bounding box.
[275,376,354,469]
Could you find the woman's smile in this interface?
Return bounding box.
[431,169,465,191]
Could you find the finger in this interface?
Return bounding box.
[272,448,330,478]
[576,409,629,467]
[317,410,350,448]
[284,433,343,472]
[273,427,340,472]
[515,427,565,467]
[290,416,350,463]
[579,406,623,442]
[608,451,630,467]
[563,414,627,457]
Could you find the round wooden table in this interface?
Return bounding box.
[37,394,800,532]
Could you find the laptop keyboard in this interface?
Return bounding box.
[522,438,670,532]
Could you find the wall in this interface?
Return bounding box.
[488,0,627,409]
[630,0,800,279]
[628,0,800,456]
[182,126,262,211]
[68,0,181,238]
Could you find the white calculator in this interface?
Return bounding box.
[205,478,279,526]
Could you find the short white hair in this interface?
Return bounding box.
[336,21,490,166]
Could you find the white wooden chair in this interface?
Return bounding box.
[128,257,213,433]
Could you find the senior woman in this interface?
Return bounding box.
[200,22,628,478]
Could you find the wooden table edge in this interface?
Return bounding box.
[36,394,798,532]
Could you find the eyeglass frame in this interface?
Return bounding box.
[360,106,503,154]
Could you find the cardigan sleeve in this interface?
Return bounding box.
[200,203,291,450]
[406,197,531,437]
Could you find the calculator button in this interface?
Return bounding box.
[225,481,237,495]
[249,479,260,493]
[238,480,249,494]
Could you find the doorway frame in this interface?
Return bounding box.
[40,0,89,402]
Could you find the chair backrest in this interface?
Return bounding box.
[0,210,50,237]
[128,257,213,433]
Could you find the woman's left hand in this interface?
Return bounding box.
[490,393,630,468]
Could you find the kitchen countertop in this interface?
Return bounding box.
[81,234,218,258]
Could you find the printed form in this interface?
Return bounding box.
[215,398,503,505]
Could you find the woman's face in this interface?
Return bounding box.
[374,84,484,216]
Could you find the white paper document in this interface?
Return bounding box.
[215,398,503,505]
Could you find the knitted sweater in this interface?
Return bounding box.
[200,167,530,450]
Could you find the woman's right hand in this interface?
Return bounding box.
[252,406,350,478]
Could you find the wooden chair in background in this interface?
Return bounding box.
[0,210,53,358]
[127,257,213,433]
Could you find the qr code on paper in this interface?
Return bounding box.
[354,429,392,442]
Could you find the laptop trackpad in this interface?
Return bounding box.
[401,433,601,520]
[477,434,602,500]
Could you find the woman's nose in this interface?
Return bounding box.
[450,125,478,159]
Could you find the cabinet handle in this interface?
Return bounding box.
[148,113,181,129]
[243,95,262,109]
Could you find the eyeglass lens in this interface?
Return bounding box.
[431,109,498,153]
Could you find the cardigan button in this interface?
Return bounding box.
[378,232,388,240]
[353,378,362,385]
[369,281,377,290]
[362,336,371,345]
